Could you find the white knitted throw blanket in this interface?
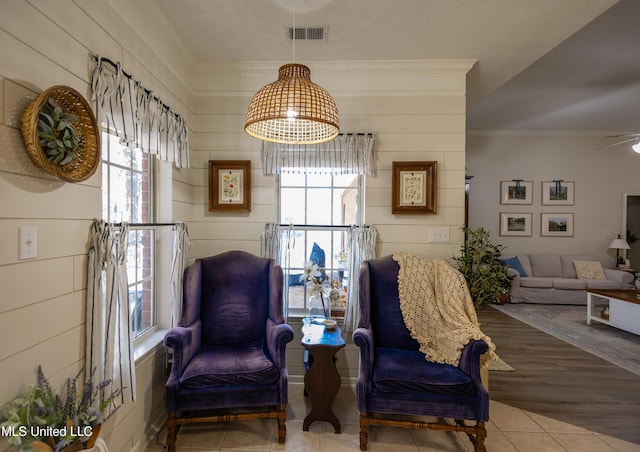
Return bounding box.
[393,253,497,367]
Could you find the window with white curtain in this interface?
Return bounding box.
[101,132,155,339]
[279,171,362,317]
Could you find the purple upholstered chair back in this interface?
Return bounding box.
[180,250,279,346]
[359,255,420,350]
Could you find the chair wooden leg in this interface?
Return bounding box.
[473,421,487,452]
[359,412,369,451]
[457,419,487,452]
[166,412,178,452]
[277,405,287,443]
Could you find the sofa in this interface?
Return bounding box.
[503,254,634,305]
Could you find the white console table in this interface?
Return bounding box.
[587,289,640,336]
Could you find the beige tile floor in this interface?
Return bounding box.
[146,384,640,452]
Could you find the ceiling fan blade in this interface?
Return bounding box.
[606,133,640,138]
[597,137,640,151]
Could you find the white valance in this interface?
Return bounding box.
[90,55,189,168]
[262,133,375,175]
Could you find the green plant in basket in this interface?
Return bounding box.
[37,98,80,166]
[0,365,121,451]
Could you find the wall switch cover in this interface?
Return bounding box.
[19,227,37,259]
[429,227,450,243]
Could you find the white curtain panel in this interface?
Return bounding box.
[262,133,375,175]
[262,222,296,319]
[344,225,377,333]
[90,55,189,168]
[170,222,190,328]
[86,220,136,413]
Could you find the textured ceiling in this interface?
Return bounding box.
[153,0,640,133]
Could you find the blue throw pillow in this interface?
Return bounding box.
[309,242,326,267]
[309,242,327,282]
[501,256,527,277]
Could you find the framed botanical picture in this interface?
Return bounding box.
[500,180,533,205]
[392,161,437,214]
[541,213,574,237]
[500,212,532,236]
[208,160,251,212]
[541,181,574,205]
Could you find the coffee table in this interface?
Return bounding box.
[586,289,640,335]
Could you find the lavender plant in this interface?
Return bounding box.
[0,366,122,451]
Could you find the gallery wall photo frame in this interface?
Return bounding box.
[500,180,533,205]
[391,161,437,214]
[208,160,251,212]
[499,212,532,236]
[541,181,574,205]
[541,212,574,237]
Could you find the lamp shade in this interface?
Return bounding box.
[245,64,339,144]
[609,237,631,250]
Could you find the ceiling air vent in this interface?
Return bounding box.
[288,27,326,41]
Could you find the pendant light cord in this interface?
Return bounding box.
[292,0,296,63]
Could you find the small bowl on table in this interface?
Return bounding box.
[323,319,337,330]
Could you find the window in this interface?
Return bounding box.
[279,171,362,316]
[101,133,155,338]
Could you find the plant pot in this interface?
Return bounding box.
[495,293,508,305]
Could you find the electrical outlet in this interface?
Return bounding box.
[19,227,37,259]
[429,227,450,243]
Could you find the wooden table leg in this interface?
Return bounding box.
[302,345,342,433]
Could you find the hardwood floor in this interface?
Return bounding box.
[478,307,640,445]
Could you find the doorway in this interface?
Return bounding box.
[623,193,640,270]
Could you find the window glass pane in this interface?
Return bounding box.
[126,229,140,283]
[102,162,109,220]
[280,187,306,223]
[278,170,360,317]
[130,170,143,223]
[334,173,358,187]
[337,187,358,225]
[130,145,144,171]
[307,172,331,187]
[306,188,332,225]
[109,166,130,222]
[102,132,154,339]
[280,172,305,186]
[106,134,131,167]
[288,231,307,269]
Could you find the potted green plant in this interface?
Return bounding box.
[452,227,513,309]
[0,366,121,451]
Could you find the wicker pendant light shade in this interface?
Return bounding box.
[245,64,339,144]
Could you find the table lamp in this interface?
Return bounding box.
[609,234,631,267]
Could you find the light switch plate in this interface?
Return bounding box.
[429,227,450,243]
[19,227,37,259]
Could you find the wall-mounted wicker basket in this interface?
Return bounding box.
[20,85,100,183]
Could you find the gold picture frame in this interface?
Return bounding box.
[392,161,437,214]
[208,160,251,212]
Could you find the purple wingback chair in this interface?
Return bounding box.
[164,251,294,451]
[352,255,490,451]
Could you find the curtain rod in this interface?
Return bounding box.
[92,54,182,121]
[277,224,370,229]
[112,222,179,227]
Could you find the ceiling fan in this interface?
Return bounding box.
[597,133,640,152]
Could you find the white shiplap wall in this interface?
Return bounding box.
[0,1,472,450]
[187,60,473,261]
[0,1,193,450]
